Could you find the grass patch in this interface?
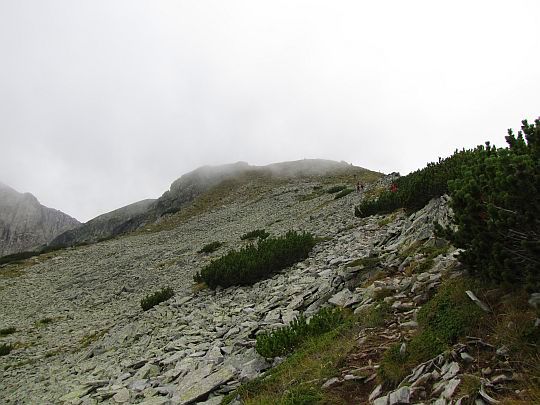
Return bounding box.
[418,244,450,260]
[327,185,347,194]
[241,229,270,241]
[256,307,349,358]
[79,329,108,349]
[224,324,356,405]
[377,210,403,227]
[346,256,381,270]
[404,258,435,276]
[334,188,354,199]
[0,343,12,356]
[356,302,391,328]
[195,231,316,288]
[140,287,174,311]
[0,327,16,336]
[198,241,223,254]
[458,374,482,400]
[378,277,485,387]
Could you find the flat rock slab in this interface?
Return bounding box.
[328,289,354,307]
[174,365,235,404]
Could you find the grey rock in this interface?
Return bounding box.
[112,388,130,403]
[460,352,474,363]
[174,365,235,404]
[239,356,270,381]
[442,378,461,399]
[441,362,460,380]
[369,384,383,401]
[373,395,389,405]
[388,386,410,404]
[322,377,340,389]
[0,182,80,255]
[528,293,540,309]
[465,291,490,313]
[328,289,354,307]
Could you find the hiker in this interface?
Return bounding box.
[390,183,398,193]
[356,181,361,193]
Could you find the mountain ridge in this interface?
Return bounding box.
[0,183,80,256]
[47,159,382,249]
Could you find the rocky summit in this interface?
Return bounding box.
[0,162,532,404]
[0,182,80,256]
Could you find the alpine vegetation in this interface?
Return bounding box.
[140,287,175,311]
[255,307,348,358]
[239,229,270,241]
[194,231,316,288]
[197,241,223,254]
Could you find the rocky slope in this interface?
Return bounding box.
[0,169,525,404]
[49,159,380,249]
[49,199,156,248]
[0,182,80,256]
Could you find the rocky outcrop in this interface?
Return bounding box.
[0,182,80,256]
[49,199,155,248]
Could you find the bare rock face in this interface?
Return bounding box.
[0,182,80,256]
[48,199,155,248]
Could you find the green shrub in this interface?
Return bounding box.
[195,231,316,288]
[256,307,347,358]
[198,241,223,254]
[355,148,483,218]
[327,185,347,194]
[0,343,12,356]
[442,119,540,289]
[240,229,270,241]
[417,279,484,342]
[140,287,174,311]
[0,327,16,336]
[334,188,354,199]
[0,250,39,266]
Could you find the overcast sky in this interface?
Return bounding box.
[1,1,539,222]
